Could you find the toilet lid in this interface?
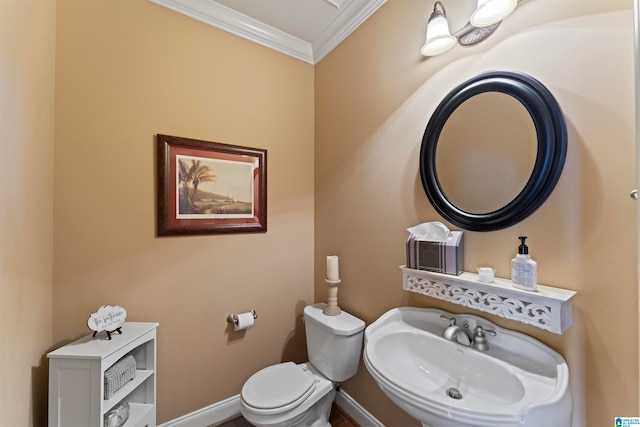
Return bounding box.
[242,362,315,410]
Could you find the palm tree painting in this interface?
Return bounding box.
[158,134,266,235]
[176,155,254,218]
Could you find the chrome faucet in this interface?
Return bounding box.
[440,315,472,347]
[440,315,497,350]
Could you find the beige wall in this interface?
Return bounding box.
[0,0,56,425]
[315,1,637,426]
[53,0,314,422]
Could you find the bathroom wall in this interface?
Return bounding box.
[315,1,637,426]
[53,0,314,422]
[0,0,56,426]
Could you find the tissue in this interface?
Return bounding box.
[406,221,451,241]
[234,312,255,331]
[406,222,463,275]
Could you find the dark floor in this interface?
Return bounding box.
[212,403,359,427]
[211,416,252,427]
[329,403,360,427]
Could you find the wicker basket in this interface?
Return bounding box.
[104,355,136,399]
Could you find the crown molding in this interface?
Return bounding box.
[313,0,386,63]
[149,0,386,64]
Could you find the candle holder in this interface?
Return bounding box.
[323,278,342,316]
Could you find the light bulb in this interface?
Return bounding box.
[470,0,517,28]
[421,3,457,56]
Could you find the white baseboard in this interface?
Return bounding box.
[335,389,385,427]
[158,394,241,427]
[158,389,384,427]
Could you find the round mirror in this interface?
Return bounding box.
[436,92,537,213]
[420,71,567,231]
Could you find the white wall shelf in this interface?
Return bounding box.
[48,322,158,427]
[401,267,576,334]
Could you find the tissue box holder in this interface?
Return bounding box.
[406,231,464,275]
[104,355,136,399]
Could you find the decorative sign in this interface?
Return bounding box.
[88,305,127,339]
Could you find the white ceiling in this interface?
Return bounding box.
[149,0,387,64]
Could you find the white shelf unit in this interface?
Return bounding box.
[401,267,576,334]
[48,322,159,427]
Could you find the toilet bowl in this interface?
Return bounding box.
[241,362,334,427]
[240,304,365,427]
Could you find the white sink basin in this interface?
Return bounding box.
[363,308,572,427]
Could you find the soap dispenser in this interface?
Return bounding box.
[511,236,537,291]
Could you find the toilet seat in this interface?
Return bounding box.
[241,362,316,415]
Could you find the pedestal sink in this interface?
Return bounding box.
[363,307,572,427]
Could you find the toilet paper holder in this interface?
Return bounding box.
[227,310,257,325]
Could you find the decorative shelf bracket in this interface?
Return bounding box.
[401,267,576,334]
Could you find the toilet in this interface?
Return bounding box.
[240,303,365,427]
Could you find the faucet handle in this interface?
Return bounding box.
[440,314,456,326]
[472,326,496,351]
[475,326,497,337]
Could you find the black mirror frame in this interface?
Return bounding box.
[419,71,567,232]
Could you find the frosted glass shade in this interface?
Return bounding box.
[470,0,517,27]
[421,14,456,56]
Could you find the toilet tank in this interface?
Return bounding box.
[303,303,365,382]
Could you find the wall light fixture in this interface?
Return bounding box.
[421,0,518,56]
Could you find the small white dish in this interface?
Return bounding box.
[477,267,495,283]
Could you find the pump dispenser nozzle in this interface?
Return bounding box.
[518,236,529,254]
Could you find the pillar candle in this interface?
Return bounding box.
[327,255,339,281]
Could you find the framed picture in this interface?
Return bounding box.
[157,134,267,235]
